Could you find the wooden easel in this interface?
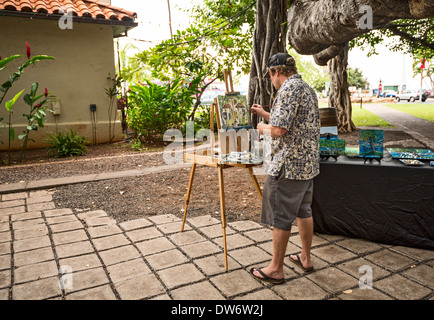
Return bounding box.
[181,70,263,271]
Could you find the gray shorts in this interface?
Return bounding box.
[261,167,313,231]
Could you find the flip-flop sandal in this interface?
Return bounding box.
[249,267,284,285]
[289,254,314,273]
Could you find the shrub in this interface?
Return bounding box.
[45,129,89,158]
[126,79,195,142]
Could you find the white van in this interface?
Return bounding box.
[396,89,428,102]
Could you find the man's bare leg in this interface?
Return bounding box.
[253,227,290,280]
[290,217,313,268]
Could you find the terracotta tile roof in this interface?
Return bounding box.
[0,0,137,22]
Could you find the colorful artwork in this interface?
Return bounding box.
[359,129,383,158]
[387,148,434,160]
[345,146,360,158]
[399,159,424,166]
[320,139,345,157]
[320,126,338,140]
[217,95,251,130]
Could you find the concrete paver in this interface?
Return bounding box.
[0,190,432,301]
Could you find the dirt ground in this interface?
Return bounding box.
[0,128,429,224]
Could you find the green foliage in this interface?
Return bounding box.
[350,18,434,59]
[347,67,368,89]
[288,49,329,93]
[19,82,55,163]
[0,45,55,165]
[105,74,122,143]
[45,129,89,158]
[126,79,195,142]
[125,1,257,121]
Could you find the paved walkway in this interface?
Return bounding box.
[362,104,434,150]
[0,189,433,300]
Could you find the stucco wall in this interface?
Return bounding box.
[0,16,122,151]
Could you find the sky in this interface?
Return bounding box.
[112,0,429,91]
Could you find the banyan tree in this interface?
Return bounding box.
[248,0,434,132]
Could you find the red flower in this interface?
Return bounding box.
[26,42,31,59]
[36,103,40,109]
[45,88,48,98]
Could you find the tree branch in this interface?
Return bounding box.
[386,24,434,50]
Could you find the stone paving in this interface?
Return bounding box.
[0,190,433,300]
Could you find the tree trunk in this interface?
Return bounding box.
[327,43,356,133]
[248,0,287,128]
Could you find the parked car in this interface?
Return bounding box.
[382,90,397,98]
[396,89,429,102]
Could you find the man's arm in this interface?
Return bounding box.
[257,122,288,138]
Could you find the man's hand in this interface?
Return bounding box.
[251,104,270,121]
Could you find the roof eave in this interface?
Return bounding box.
[0,10,138,37]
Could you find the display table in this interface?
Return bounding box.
[312,157,434,250]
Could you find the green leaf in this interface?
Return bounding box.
[18,134,27,140]
[23,94,32,106]
[0,55,22,72]
[5,89,25,111]
[19,55,55,72]
[30,82,39,99]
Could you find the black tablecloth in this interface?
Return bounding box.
[312,157,434,250]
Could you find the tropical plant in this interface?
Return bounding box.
[105,74,122,143]
[45,129,89,158]
[126,79,197,142]
[412,52,433,92]
[19,83,55,163]
[3,90,24,165]
[0,42,55,165]
[133,0,255,122]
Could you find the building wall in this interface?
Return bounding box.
[0,16,122,151]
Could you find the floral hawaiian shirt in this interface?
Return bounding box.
[264,74,320,180]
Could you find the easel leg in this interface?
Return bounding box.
[182,163,196,232]
[248,167,263,200]
[217,165,228,271]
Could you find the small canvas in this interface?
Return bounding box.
[387,148,434,160]
[217,95,252,130]
[319,139,345,157]
[359,129,383,158]
[320,126,338,140]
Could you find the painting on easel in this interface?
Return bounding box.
[217,95,252,130]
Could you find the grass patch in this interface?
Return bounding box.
[319,104,393,127]
[383,103,434,123]
[351,106,394,127]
